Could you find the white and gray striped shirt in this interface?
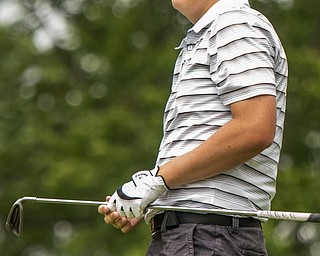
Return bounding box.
[153,0,288,216]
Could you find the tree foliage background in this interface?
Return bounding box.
[0,0,319,255]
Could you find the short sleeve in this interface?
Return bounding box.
[209,10,277,105]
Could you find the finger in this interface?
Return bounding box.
[121,218,141,233]
[126,208,135,218]
[98,205,104,214]
[104,211,121,225]
[118,206,128,218]
[98,205,109,214]
[112,216,128,230]
[98,196,112,214]
[120,221,133,233]
[106,197,117,212]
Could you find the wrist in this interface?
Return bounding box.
[150,166,170,190]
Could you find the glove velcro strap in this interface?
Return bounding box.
[116,187,141,200]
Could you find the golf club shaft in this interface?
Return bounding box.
[153,205,320,222]
[22,197,320,223]
[33,197,108,206]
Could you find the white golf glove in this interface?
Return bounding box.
[107,167,169,218]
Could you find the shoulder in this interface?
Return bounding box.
[209,7,276,39]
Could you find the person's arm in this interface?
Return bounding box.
[99,94,276,231]
[158,94,277,188]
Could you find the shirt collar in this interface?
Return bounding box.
[191,0,250,34]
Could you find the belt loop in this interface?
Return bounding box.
[160,211,180,233]
[161,212,170,233]
[232,217,239,233]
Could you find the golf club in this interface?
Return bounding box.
[6,196,320,237]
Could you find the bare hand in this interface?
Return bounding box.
[98,196,141,233]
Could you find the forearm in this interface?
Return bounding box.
[158,120,271,188]
[158,96,276,189]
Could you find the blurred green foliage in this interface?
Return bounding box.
[0,0,319,255]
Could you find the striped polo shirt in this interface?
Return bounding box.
[152,0,288,216]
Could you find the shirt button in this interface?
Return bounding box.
[187,45,193,51]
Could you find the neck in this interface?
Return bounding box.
[189,0,219,24]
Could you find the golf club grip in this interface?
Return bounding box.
[307,213,320,223]
[256,210,318,222]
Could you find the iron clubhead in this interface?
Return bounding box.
[5,199,24,237]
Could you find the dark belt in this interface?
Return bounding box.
[152,211,261,232]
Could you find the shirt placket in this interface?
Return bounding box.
[173,37,200,92]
